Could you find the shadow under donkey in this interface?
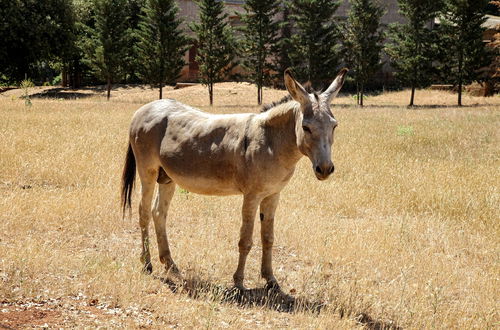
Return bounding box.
[154,274,401,329]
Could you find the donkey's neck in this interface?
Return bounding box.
[262,100,297,125]
[260,101,303,167]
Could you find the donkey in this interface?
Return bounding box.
[121,68,348,290]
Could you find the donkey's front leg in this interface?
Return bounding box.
[233,194,261,290]
[259,193,280,289]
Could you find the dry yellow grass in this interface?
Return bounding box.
[0,84,499,328]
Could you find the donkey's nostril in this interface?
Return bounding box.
[329,165,335,174]
[315,166,322,175]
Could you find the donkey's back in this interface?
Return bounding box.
[129,99,255,195]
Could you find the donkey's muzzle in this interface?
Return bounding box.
[314,163,334,180]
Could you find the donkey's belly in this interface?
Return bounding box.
[161,157,243,196]
[168,173,242,196]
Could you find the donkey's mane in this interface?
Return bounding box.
[261,85,319,113]
[261,95,293,113]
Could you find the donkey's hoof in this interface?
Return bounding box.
[142,263,153,274]
[227,285,247,301]
[165,264,182,278]
[233,283,247,292]
[265,280,281,292]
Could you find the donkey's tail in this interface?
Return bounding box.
[121,143,136,217]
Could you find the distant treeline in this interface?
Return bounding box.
[0,0,497,105]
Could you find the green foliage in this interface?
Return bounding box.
[179,188,190,199]
[438,0,490,105]
[397,125,414,136]
[276,5,294,83]
[20,79,34,107]
[287,0,341,88]
[342,0,385,106]
[0,0,76,83]
[123,0,147,82]
[238,0,281,104]
[386,0,443,106]
[62,0,97,88]
[190,0,237,105]
[84,0,129,99]
[52,74,62,86]
[134,0,190,99]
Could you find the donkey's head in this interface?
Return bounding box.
[284,68,348,180]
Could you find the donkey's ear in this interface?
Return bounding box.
[322,68,348,103]
[284,68,310,105]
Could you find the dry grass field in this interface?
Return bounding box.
[0,83,499,328]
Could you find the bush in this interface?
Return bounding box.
[52,74,62,86]
[20,79,34,107]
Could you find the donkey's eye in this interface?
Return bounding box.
[302,126,311,133]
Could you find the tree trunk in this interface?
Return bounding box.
[107,77,111,101]
[360,83,364,107]
[458,79,462,106]
[72,60,81,89]
[257,85,262,105]
[409,82,415,107]
[159,82,163,100]
[209,83,213,106]
[458,50,463,106]
[62,66,68,87]
[356,81,360,106]
[410,38,418,107]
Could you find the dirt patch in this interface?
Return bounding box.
[0,297,154,328]
[1,307,61,328]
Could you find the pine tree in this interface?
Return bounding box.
[287,0,341,89]
[276,4,293,85]
[385,0,442,106]
[479,1,500,94]
[190,0,237,105]
[135,0,190,99]
[123,0,147,83]
[439,0,489,106]
[342,0,385,106]
[85,0,129,100]
[239,0,281,105]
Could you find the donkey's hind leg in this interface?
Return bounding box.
[259,193,280,289]
[152,181,180,277]
[138,170,157,274]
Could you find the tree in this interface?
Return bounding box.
[287,0,341,89]
[439,0,490,106]
[0,0,76,83]
[342,0,385,106]
[276,4,294,85]
[385,0,442,106]
[190,0,237,105]
[135,0,190,99]
[479,1,500,94]
[58,0,92,88]
[84,0,129,100]
[238,0,281,105]
[123,0,147,83]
